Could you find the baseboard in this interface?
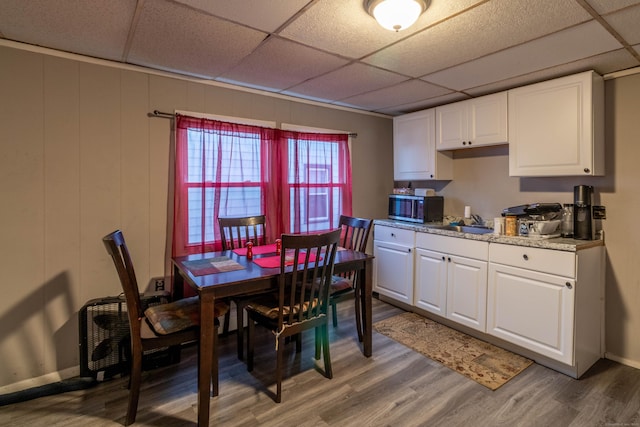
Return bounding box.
[0,366,79,395]
[604,352,640,369]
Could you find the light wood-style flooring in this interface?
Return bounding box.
[2,298,640,426]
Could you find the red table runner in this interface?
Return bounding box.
[233,243,277,256]
[253,252,321,268]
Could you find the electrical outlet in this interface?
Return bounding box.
[153,278,165,291]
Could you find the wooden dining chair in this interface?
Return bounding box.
[218,215,269,359]
[245,228,341,403]
[218,215,267,250]
[329,215,373,342]
[102,230,228,426]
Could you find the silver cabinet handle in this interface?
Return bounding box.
[566,282,573,289]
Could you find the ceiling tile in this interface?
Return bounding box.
[335,79,452,111]
[0,0,135,61]
[217,37,349,91]
[283,63,408,102]
[583,0,640,14]
[128,0,267,78]
[422,20,622,91]
[603,4,640,45]
[174,0,311,33]
[465,48,640,97]
[362,0,592,77]
[376,92,470,116]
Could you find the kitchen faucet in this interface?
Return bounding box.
[471,214,484,225]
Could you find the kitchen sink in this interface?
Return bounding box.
[429,224,494,235]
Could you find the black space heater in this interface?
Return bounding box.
[78,293,180,380]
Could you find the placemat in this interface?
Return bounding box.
[253,252,321,268]
[182,256,245,276]
[233,243,277,256]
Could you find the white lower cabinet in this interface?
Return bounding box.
[487,243,604,376]
[374,222,604,378]
[373,225,415,304]
[415,233,488,332]
[487,261,575,364]
[414,248,447,316]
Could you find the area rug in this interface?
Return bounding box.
[373,312,533,390]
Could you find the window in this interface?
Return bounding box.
[287,138,346,232]
[173,114,352,256]
[185,128,262,245]
[306,165,330,223]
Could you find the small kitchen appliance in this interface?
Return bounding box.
[388,194,444,223]
[572,185,609,240]
[502,202,563,237]
[502,202,563,218]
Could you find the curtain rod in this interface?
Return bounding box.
[149,110,357,138]
[149,110,175,119]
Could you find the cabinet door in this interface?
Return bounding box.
[436,92,507,150]
[414,248,447,316]
[393,109,436,181]
[468,92,507,147]
[393,110,452,180]
[487,263,575,364]
[435,103,467,150]
[447,255,488,332]
[373,240,413,304]
[508,71,604,176]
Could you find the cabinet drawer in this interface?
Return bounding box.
[489,243,575,277]
[416,232,488,260]
[374,225,415,247]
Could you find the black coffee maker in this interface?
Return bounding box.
[573,185,595,240]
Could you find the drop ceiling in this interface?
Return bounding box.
[1,0,639,116]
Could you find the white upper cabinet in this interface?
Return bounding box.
[393,109,453,181]
[435,92,508,151]
[508,70,604,177]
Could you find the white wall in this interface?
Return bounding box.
[0,45,393,392]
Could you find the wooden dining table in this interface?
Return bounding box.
[172,246,374,426]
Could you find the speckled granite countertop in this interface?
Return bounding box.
[374,219,604,252]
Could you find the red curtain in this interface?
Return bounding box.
[172,115,352,258]
[282,130,352,234]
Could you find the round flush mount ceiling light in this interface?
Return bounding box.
[365,0,428,32]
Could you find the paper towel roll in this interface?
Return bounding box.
[414,188,436,197]
[464,206,471,219]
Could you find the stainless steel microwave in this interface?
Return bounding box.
[388,194,444,223]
